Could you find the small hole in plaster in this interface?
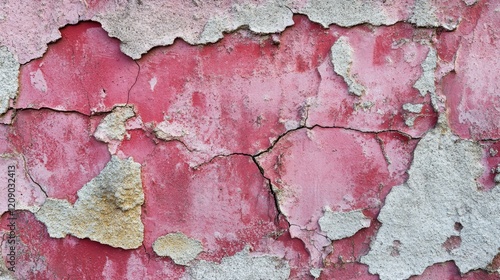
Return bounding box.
[391,240,401,257]
[454,222,463,232]
[442,236,462,252]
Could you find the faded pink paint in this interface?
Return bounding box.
[0,0,499,279]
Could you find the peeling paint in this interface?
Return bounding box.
[94,105,135,143]
[184,247,290,280]
[403,103,424,114]
[330,37,365,96]
[318,208,371,240]
[413,47,438,110]
[0,46,19,115]
[34,156,144,249]
[294,0,392,27]
[153,232,203,266]
[362,123,500,279]
[94,0,294,59]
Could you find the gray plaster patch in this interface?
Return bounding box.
[318,208,371,240]
[184,246,290,280]
[94,105,135,143]
[154,120,189,141]
[408,0,440,28]
[403,103,424,114]
[463,0,478,6]
[310,268,322,279]
[94,0,293,59]
[361,124,500,280]
[0,46,19,115]
[408,0,459,30]
[404,115,418,127]
[331,37,365,97]
[413,47,438,110]
[294,0,389,27]
[153,232,203,266]
[494,165,500,183]
[35,156,144,249]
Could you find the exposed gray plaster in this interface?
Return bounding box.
[184,246,290,280]
[403,103,424,114]
[94,0,293,59]
[403,103,424,127]
[310,268,322,279]
[94,105,135,143]
[293,0,390,27]
[494,165,500,183]
[409,0,460,30]
[35,156,144,249]
[198,1,294,44]
[318,208,371,240]
[361,123,500,280]
[153,232,203,266]
[0,47,19,116]
[463,0,478,6]
[413,47,438,110]
[154,120,190,142]
[330,37,365,97]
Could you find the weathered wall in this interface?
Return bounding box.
[1,0,500,279]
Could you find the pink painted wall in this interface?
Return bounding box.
[1,0,499,279]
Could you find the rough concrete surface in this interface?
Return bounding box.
[330,37,365,96]
[94,105,135,143]
[1,0,499,279]
[35,156,144,249]
[362,123,500,279]
[184,247,291,280]
[0,47,19,115]
[319,208,371,240]
[153,232,203,266]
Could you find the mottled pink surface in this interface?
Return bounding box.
[0,0,499,279]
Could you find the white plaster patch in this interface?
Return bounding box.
[0,46,19,115]
[330,37,365,97]
[34,156,144,249]
[362,124,500,279]
[319,208,371,240]
[184,246,290,280]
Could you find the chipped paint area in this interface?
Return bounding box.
[184,247,290,280]
[1,0,500,279]
[0,47,19,115]
[330,37,365,96]
[319,208,371,240]
[362,123,500,279]
[153,232,203,266]
[35,156,144,249]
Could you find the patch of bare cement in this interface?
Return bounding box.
[153,232,203,266]
[318,208,371,240]
[361,123,500,279]
[35,156,144,249]
[184,246,290,280]
[0,47,19,116]
[330,37,365,96]
[293,0,390,27]
[94,0,293,59]
[94,105,135,143]
[413,47,438,110]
